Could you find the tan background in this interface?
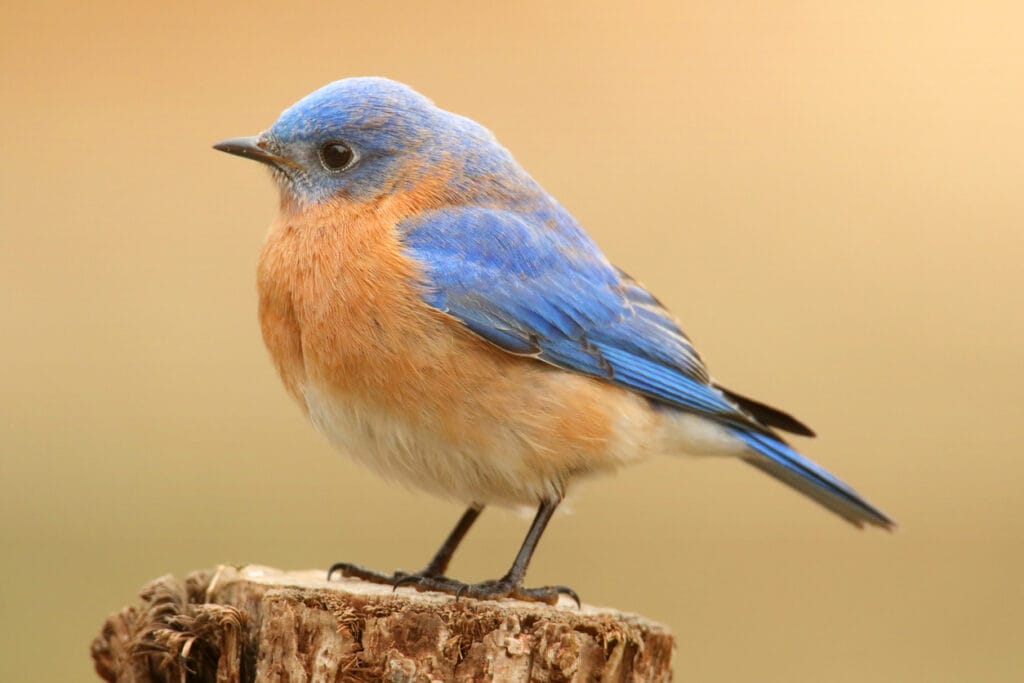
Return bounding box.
[2,2,1022,680]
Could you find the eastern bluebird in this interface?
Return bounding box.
[214,77,893,605]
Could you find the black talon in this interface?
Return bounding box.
[560,587,582,608]
[392,572,423,589]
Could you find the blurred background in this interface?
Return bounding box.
[2,2,1022,681]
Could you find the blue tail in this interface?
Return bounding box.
[730,429,894,529]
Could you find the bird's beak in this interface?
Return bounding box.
[213,136,296,169]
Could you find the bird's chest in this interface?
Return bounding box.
[253,210,523,499]
[252,207,650,506]
[257,210,444,404]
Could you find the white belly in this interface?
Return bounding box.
[300,382,563,505]
[300,378,748,507]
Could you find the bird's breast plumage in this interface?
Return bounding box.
[255,193,664,505]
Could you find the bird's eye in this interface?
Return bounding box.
[319,142,357,172]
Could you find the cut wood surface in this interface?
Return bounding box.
[92,565,675,682]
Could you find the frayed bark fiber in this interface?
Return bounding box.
[92,565,674,682]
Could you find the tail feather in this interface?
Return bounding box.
[715,385,816,437]
[730,429,894,529]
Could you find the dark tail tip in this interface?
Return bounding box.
[716,385,816,437]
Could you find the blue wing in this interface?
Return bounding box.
[400,204,764,432]
[399,204,893,529]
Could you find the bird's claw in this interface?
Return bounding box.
[327,562,455,591]
[327,561,403,584]
[327,562,579,606]
[412,575,580,607]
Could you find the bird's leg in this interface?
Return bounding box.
[400,498,580,606]
[327,505,483,587]
[412,504,483,578]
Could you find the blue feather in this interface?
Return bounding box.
[400,205,754,427]
[730,429,893,528]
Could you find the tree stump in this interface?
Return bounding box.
[91,565,674,682]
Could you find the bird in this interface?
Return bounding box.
[214,77,893,606]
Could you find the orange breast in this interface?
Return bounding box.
[256,196,657,504]
[258,196,478,416]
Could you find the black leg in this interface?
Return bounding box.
[398,498,580,606]
[490,498,558,588]
[420,504,482,576]
[327,504,483,585]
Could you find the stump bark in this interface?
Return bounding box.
[91,565,674,682]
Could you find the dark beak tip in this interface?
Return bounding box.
[212,136,283,167]
[213,136,260,155]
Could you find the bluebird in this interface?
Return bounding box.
[214,77,893,605]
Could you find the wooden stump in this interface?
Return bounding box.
[91,565,674,682]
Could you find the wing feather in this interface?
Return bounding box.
[400,205,766,432]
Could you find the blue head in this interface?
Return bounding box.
[215,77,530,205]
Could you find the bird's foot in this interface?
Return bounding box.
[326,562,454,588]
[399,574,581,607]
